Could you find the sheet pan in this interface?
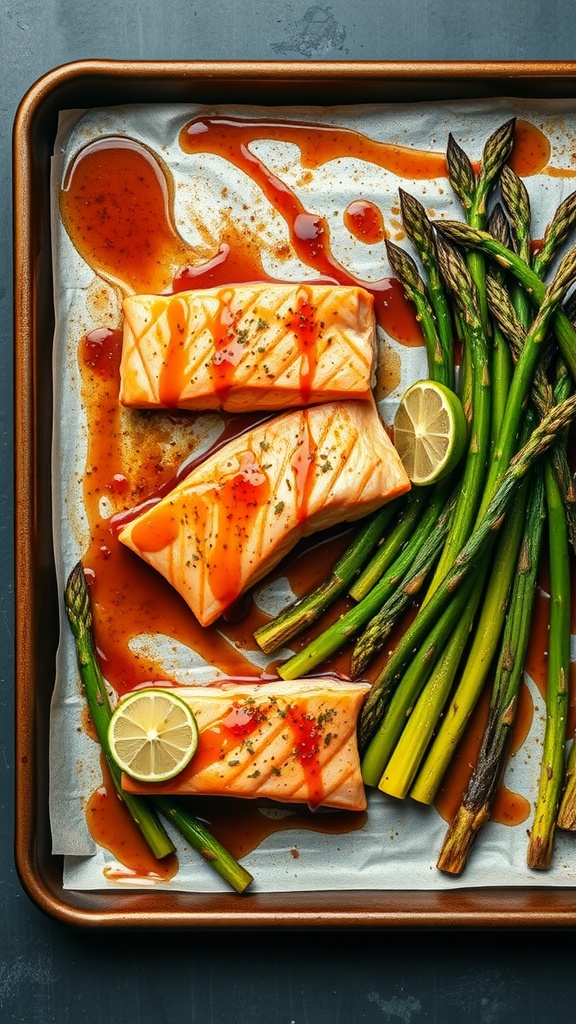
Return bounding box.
[13,58,576,928]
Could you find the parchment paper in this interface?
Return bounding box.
[49,97,576,893]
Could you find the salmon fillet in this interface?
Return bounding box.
[119,283,377,411]
[121,677,371,811]
[118,398,410,626]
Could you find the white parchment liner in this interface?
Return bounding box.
[49,98,576,893]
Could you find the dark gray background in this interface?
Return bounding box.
[3,2,576,1022]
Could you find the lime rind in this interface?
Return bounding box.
[393,380,467,486]
[108,687,199,783]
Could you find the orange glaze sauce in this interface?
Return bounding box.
[508,119,551,177]
[78,326,262,695]
[344,199,386,244]
[180,798,367,860]
[60,137,191,295]
[284,287,321,404]
[433,681,534,828]
[178,116,437,345]
[87,758,178,880]
[149,697,329,807]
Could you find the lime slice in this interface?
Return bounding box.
[393,380,468,486]
[108,688,199,782]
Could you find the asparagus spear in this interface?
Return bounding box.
[359,391,576,764]
[385,239,447,386]
[65,564,175,861]
[487,274,576,551]
[349,488,427,602]
[445,130,476,216]
[447,118,516,325]
[436,470,546,875]
[499,163,533,333]
[532,188,576,279]
[557,740,576,831]
[65,563,254,894]
[411,221,576,806]
[525,463,570,869]
[435,220,576,378]
[277,484,455,681]
[421,235,491,598]
[526,370,573,870]
[253,499,401,655]
[381,477,529,800]
[152,798,254,891]
[485,203,513,440]
[349,486,457,676]
[397,188,455,389]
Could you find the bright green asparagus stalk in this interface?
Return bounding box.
[485,203,513,439]
[65,563,254,894]
[487,273,576,551]
[532,188,576,279]
[253,499,401,655]
[349,486,457,676]
[526,464,571,869]
[526,373,573,870]
[358,391,576,761]
[65,564,175,861]
[385,239,447,386]
[398,187,455,389]
[349,488,427,602]
[469,118,517,224]
[436,470,546,875]
[277,485,456,681]
[499,163,533,330]
[435,220,576,378]
[447,118,516,324]
[151,797,253,891]
[421,235,491,597]
[381,476,529,800]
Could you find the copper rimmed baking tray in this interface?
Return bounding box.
[13,58,576,929]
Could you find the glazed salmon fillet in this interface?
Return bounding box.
[118,398,410,626]
[121,677,371,811]
[119,283,376,412]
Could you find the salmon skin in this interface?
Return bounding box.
[118,398,410,626]
[121,677,371,811]
[119,282,377,412]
